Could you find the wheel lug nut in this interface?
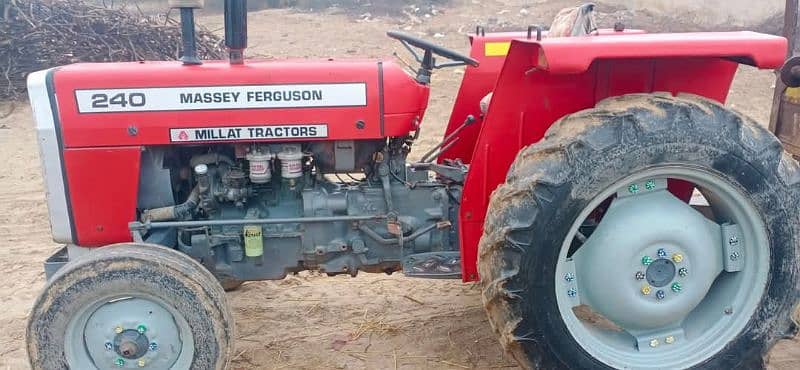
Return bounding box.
[564,273,575,282]
[672,253,684,263]
[649,339,659,348]
[641,285,652,295]
[665,336,675,344]
[105,341,113,351]
[635,271,645,280]
[656,290,665,300]
[628,184,640,194]
[567,288,577,298]
[657,248,667,258]
[137,324,147,334]
[115,358,125,367]
[671,282,682,293]
[641,256,653,266]
[678,267,688,277]
[149,342,158,351]
[114,326,124,334]
[645,179,656,190]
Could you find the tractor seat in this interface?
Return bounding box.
[548,3,598,38]
[479,4,597,115]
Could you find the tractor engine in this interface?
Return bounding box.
[135,138,462,281]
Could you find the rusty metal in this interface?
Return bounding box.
[769,0,800,156]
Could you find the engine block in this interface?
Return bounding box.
[133,139,463,281]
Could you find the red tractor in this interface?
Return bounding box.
[24,1,800,369]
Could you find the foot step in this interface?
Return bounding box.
[402,251,461,279]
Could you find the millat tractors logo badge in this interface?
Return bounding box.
[170,125,329,142]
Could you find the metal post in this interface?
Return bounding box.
[224,0,248,64]
[179,8,202,65]
[769,0,800,133]
[767,0,800,157]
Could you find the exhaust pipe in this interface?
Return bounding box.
[169,0,204,65]
[224,0,248,64]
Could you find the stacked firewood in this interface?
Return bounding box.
[0,0,225,99]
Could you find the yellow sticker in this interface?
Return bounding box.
[484,42,511,57]
[786,87,800,100]
[243,225,264,257]
[784,87,800,104]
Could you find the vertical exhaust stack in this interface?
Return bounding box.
[169,0,205,65]
[224,0,248,65]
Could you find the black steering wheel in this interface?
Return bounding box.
[387,31,479,83]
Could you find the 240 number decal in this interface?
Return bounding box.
[91,92,146,109]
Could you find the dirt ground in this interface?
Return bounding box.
[1,0,799,369]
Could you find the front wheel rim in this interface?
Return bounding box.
[555,165,770,369]
[65,294,195,370]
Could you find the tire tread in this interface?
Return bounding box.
[479,93,800,369]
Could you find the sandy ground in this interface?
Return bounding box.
[1,1,799,368]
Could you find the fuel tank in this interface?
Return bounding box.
[50,59,429,148]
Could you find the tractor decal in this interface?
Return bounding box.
[169,124,328,142]
[74,82,367,113]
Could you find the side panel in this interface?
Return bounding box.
[459,43,752,281]
[63,147,142,246]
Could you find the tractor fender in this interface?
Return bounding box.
[457,31,788,281]
[528,31,786,74]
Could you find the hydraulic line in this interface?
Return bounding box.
[141,186,200,222]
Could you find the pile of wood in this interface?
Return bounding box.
[0,0,225,100]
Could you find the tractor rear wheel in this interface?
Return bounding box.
[479,93,800,369]
[27,243,233,370]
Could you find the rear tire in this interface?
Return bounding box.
[27,243,233,370]
[479,93,800,369]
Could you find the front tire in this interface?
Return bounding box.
[27,243,233,370]
[479,93,800,369]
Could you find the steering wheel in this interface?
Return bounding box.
[387,31,480,71]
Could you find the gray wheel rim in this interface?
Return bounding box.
[555,165,770,369]
[64,294,195,369]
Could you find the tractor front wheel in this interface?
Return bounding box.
[26,243,233,370]
[479,93,800,369]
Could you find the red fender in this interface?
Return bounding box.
[457,31,787,281]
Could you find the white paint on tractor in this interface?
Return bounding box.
[27,69,74,244]
[75,83,368,113]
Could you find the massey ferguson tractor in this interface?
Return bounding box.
[22,0,800,369]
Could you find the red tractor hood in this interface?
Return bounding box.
[50,59,429,148]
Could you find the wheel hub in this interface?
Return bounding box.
[645,258,676,288]
[572,186,724,331]
[78,297,185,369]
[555,168,771,368]
[114,330,149,359]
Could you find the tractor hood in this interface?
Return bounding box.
[48,59,429,148]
